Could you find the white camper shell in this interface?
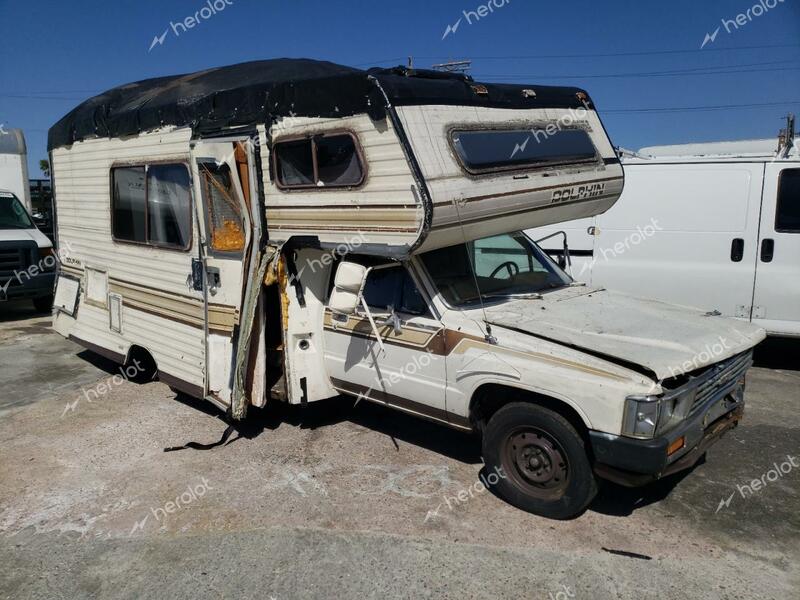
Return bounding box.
[532,125,800,337]
[49,60,765,519]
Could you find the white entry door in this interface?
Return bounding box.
[751,165,800,336]
[190,138,255,403]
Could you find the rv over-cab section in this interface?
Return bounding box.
[49,60,623,258]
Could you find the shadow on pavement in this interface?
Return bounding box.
[753,337,800,371]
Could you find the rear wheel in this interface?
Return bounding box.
[482,402,597,519]
[32,294,53,313]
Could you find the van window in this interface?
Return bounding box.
[0,192,34,230]
[361,266,429,316]
[274,133,364,189]
[111,163,191,249]
[451,128,597,174]
[199,163,246,253]
[776,169,800,233]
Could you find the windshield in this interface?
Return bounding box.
[419,232,571,308]
[0,193,34,230]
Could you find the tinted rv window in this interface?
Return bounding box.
[275,139,314,186]
[112,167,146,243]
[111,163,191,249]
[316,135,362,186]
[451,128,597,173]
[776,169,800,232]
[147,164,192,248]
[274,133,364,188]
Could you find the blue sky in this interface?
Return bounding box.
[1,0,799,177]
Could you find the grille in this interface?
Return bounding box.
[687,351,752,417]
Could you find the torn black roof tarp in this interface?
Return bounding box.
[48,58,590,151]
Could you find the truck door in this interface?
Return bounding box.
[190,138,256,405]
[751,165,800,336]
[324,261,449,425]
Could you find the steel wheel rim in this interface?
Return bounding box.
[501,426,570,500]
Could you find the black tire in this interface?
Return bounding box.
[482,402,597,519]
[32,294,54,313]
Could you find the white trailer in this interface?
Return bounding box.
[48,59,765,519]
[532,127,800,337]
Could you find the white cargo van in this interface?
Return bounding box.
[0,189,57,310]
[532,124,799,337]
[48,59,765,519]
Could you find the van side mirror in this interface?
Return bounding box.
[328,262,370,316]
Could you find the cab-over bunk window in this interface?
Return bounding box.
[273,132,365,189]
[450,127,597,175]
[111,163,192,250]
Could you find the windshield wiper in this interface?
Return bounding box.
[482,292,543,300]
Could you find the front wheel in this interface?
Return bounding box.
[482,402,597,519]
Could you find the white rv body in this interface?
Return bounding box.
[0,129,32,212]
[531,137,800,337]
[48,60,766,519]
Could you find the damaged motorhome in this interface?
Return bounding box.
[48,59,765,518]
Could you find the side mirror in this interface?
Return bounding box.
[328,262,369,316]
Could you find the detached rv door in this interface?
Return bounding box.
[751,165,800,336]
[190,139,256,405]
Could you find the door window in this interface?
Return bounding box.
[199,162,246,253]
[775,169,800,233]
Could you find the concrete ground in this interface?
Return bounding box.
[0,300,798,599]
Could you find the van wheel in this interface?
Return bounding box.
[482,402,597,519]
[33,294,53,313]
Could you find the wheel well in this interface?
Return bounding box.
[470,384,590,444]
[124,345,158,382]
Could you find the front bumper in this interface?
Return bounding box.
[589,368,747,487]
[0,271,56,301]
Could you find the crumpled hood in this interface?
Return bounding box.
[486,287,766,380]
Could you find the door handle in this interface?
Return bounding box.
[730,238,744,262]
[760,239,775,263]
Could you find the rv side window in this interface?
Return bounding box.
[274,133,364,189]
[199,163,246,253]
[111,163,192,249]
[450,128,597,174]
[111,167,146,243]
[776,169,800,233]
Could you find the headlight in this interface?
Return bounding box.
[622,395,662,439]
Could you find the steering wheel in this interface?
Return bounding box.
[490,261,520,278]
